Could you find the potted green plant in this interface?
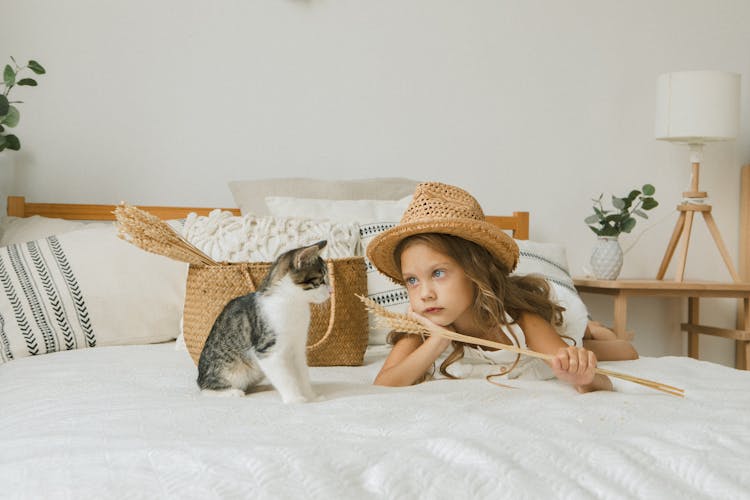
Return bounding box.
[584,184,659,279]
[1,57,46,152]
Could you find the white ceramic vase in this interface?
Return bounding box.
[590,236,623,280]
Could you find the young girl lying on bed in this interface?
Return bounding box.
[367,181,613,392]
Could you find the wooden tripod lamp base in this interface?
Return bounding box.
[653,71,741,282]
[656,161,741,283]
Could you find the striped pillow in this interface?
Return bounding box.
[513,239,589,346]
[0,225,187,364]
[360,221,410,345]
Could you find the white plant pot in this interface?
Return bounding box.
[590,236,623,280]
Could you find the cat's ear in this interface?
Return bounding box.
[293,241,326,268]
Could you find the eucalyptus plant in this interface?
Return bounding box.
[0,57,46,152]
[585,184,659,237]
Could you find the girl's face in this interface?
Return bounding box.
[399,242,475,328]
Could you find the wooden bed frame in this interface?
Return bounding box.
[5,196,530,240]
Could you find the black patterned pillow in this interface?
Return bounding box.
[0,225,187,364]
[360,221,410,345]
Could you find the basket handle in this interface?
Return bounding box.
[240,265,257,292]
[305,260,337,351]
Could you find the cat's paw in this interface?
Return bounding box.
[281,393,320,404]
[201,388,245,397]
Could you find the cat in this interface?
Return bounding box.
[197,240,329,403]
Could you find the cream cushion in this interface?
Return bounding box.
[265,195,412,225]
[0,225,187,364]
[0,216,88,246]
[229,177,419,215]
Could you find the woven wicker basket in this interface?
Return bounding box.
[113,205,369,367]
[183,258,368,366]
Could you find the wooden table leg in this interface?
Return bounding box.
[687,297,699,359]
[612,293,627,339]
[737,298,750,370]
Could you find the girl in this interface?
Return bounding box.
[366,182,613,393]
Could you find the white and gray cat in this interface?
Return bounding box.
[197,240,329,403]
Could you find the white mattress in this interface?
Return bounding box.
[1,343,749,499]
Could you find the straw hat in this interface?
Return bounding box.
[367,182,519,284]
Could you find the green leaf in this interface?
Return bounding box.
[584,214,600,224]
[4,134,20,150]
[3,64,15,87]
[17,78,37,86]
[0,124,4,132]
[622,217,637,233]
[0,134,5,148]
[588,226,603,236]
[604,214,620,223]
[0,94,8,116]
[611,196,625,210]
[642,184,655,196]
[27,60,46,75]
[1,106,19,127]
[626,190,641,201]
[634,209,648,219]
[641,198,659,210]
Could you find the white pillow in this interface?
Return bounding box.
[0,215,88,246]
[265,195,412,225]
[229,177,419,215]
[180,209,361,262]
[512,239,588,346]
[265,196,412,345]
[0,225,187,364]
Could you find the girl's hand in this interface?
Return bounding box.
[408,310,453,352]
[551,346,597,387]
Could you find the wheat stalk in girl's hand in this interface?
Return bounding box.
[358,295,684,397]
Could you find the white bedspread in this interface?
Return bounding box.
[1,344,749,499]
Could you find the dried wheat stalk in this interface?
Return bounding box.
[359,295,684,397]
[113,204,218,266]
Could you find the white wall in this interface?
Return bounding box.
[2,0,749,366]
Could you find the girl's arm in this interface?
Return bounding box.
[518,312,613,393]
[373,328,452,387]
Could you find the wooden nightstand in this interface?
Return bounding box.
[573,278,750,370]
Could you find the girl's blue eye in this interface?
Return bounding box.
[405,277,418,287]
[433,269,445,278]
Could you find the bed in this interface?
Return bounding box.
[2,191,750,499]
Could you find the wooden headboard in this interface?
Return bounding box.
[5,196,530,240]
[6,196,241,221]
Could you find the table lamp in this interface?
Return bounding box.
[654,70,741,282]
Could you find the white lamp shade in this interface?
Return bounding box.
[655,70,740,143]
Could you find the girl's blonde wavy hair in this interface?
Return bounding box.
[391,233,566,379]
